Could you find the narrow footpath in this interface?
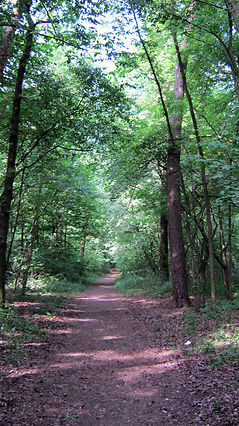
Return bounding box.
[0,273,237,425]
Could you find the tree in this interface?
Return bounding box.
[0,0,127,303]
[125,4,189,306]
[106,0,239,303]
[0,1,35,304]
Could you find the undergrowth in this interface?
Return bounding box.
[114,274,172,297]
[0,304,46,363]
[2,273,98,364]
[182,299,239,367]
[27,274,88,294]
[9,272,96,295]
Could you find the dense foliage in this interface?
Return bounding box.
[0,0,238,307]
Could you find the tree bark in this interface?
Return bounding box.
[173,34,216,307]
[132,5,189,306]
[167,145,189,306]
[167,39,190,307]
[0,8,34,305]
[0,2,19,80]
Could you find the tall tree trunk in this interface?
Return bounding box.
[167,39,190,307]
[0,8,34,305]
[167,147,189,306]
[131,8,189,307]
[174,34,216,307]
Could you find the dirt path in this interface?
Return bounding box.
[0,273,238,425]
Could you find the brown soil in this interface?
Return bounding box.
[0,272,238,425]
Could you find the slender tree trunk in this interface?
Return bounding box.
[180,170,199,306]
[21,222,24,252]
[80,235,86,262]
[199,256,208,306]
[228,203,233,295]
[218,205,233,299]
[7,168,25,267]
[14,237,27,292]
[21,162,43,294]
[0,12,34,305]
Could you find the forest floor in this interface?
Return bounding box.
[0,272,238,425]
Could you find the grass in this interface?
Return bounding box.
[182,299,239,367]
[114,273,172,297]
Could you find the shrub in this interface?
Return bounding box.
[114,273,172,297]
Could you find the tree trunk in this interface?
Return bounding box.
[167,39,190,307]
[0,11,34,305]
[80,235,86,262]
[132,7,189,306]
[159,212,169,279]
[167,146,189,306]
[173,34,216,307]
[199,256,208,306]
[218,205,233,299]
[0,3,19,80]
[7,168,25,267]
[159,175,169,280]
[14,237,27,292]
[21,162,43,294]
[226,0,239,32]
[180,170,199,305]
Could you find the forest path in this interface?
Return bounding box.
[1,273,236,425]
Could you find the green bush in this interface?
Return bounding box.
[33,244,84,282]
[27,274,87,294]
[114,273,172,297]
